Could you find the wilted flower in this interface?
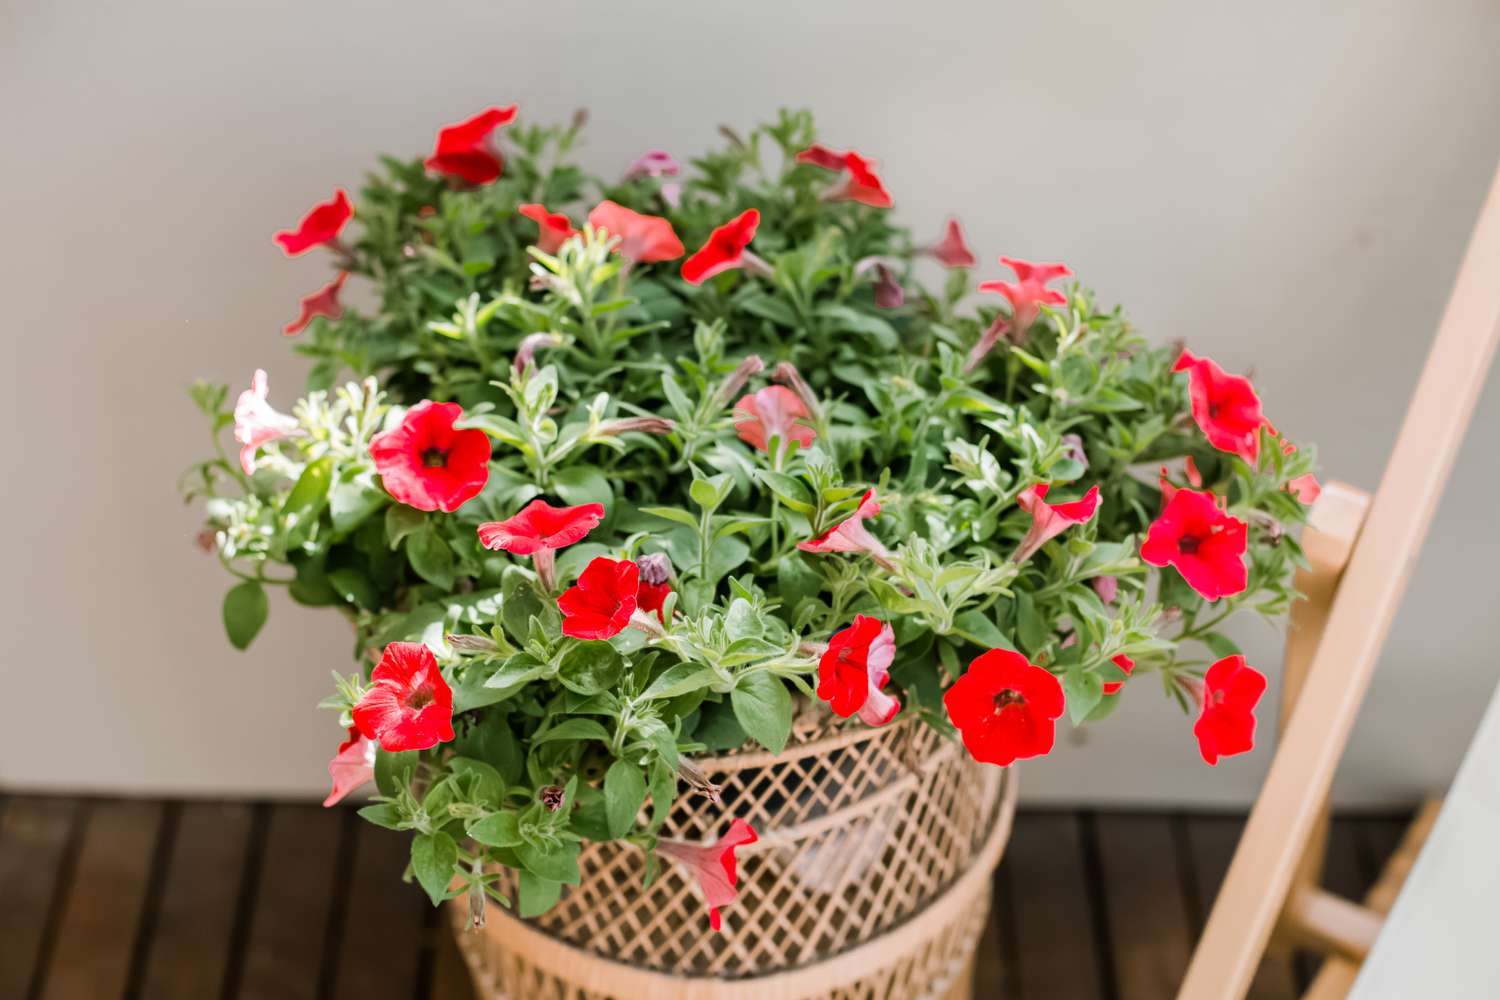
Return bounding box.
[283,272,347,336]
[513,331,563,373]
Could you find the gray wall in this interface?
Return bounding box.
[3,0,1497,805]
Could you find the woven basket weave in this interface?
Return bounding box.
[452,711,1016,1000]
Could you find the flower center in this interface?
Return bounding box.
[421,447,448,468]
[1178,534,1202,555]
[406,685,435,711]
[993,688,1025,713]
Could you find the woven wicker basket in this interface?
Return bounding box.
[451,711,1017,1000]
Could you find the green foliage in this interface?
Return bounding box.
[184,108,1316,917]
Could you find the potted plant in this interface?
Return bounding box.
[183,105,1319,998]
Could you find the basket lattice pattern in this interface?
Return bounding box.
[456,711,1011,1000]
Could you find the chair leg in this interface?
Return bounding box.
[1298,799,1444,1000]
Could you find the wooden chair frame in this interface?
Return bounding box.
[1177,162,1500,1000]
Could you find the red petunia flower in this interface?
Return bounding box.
[943,649,1066,767]
[794,145,893,208]
[733,386,816,454]
[797,489,896,570]
[794,143,847,171]
[323,726,376,807]
[370,401,491,513]
[518,203,579,254]
[817,615,901,727]
[283,271,347,336]
[1141,488,1248,601]
[557,557,639,640]
[587,200,685,264]
[1013,484,1100,563]
[924,217,977,269]
[424,105,518,185]
[681,209,766,285]
[977,256,1072,330]
[1193,655,1266,765]
[478,499,605,592]
[233,369,300,475]
[274,189,353,257]
[1287,474,1322,504]
[656,818,758,931]
[1102,654,1135,696]
[1173,350,1268,465]
[352,642,455,753]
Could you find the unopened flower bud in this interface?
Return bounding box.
[539,786,565,812]
[771,362,822,421]
[1091,576,1118,604]
[637,552,674,586]
[570,107,590,132]
[595,416,676,437]
[514,332,563,373]
[447,633,499,653]
[714,354,765,408]
[1061,434,1089,473]
[677,758,722,804]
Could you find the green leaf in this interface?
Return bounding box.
[705,536,750,585]
[222,580,269,650]
[1015,592,1048,656]
[410,832,458,906]
[553,465,614,508]
[533,718,610,745]
[356,803,402,830]
[516,840,580,884]
[951,609,1015,651]
[469,810,523,848]
[374,749,418,797]
[753,470,816,514]
[500,568,543,646]
[641,662,719,701]
[604,759,647,838]
[385,504,426,548]
[407,527,455,589]
[281,456,335,546]
[1202,632,1241,660]
[557,642,624,696]
[1063,668,1104,725]
[731,672,793,754]
[330,468,385,535]
[694,698,747,752]
[640,506,700,529]
[327,568,380,610]
[517,870,562,918]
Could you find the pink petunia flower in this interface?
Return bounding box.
[798,489,895,570]
[1013,484,1101,563]
[733,386,816,455]
[324,727,376,807]
[623,149,683,208]
[587,200,685,264]
[817,615,901,727]
[656,818,758,931]
[233,369,300,475]
[923,217,977,269]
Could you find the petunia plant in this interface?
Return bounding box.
[183,106,1319,930]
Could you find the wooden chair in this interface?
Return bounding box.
[1177,161,1500,1000]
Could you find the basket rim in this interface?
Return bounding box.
[453,765,1017,1000]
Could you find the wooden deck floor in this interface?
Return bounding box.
[0,796,1413,1000]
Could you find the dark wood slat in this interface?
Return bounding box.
[1003,813,1107,1000]
[1094,813,1195,1000]
[37,799,165,1000]
[1181,814,1299,1000]
[972,864,1019,999]
[328,822,428,999]
[233,804,345,1000]
[136,802,255,998]
[1353,813,1413,885]
[0,797,82,999]
[427,907,478,1000]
